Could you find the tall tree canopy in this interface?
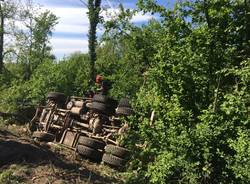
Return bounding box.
[0,0,19,73]
[88,0,102,82]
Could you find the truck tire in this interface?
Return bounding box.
[77,145,102,161]
[47,92,66,101]
[105,144,131,159]
[102,153,126,168]
[91,102,107,113]
[116,107,133,116]
[32,131,55,142]
[118,98,131,108]
[93,95,118,107]
[92,94,108,103]
[78,136,105,150]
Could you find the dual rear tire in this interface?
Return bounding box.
[116,98,133,116]
[90,94,117,115]
[76,137,131,169]
[76,136,105,162]
[47,92,67,108]
[102,144,131,168]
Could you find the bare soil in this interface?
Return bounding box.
[0,124,125,184]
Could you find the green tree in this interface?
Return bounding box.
[0,1,58,120]
[0,52,90,120]
[98,6,162,98]
[0,0,18,74]
[0,0,4,74]
[80,0,102,82]
[104,0,250,183]
[88,0,101,82]
[15,9,58,80]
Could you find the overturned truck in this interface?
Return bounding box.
[29,92,133,168]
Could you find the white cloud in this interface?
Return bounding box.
[45,7,89,25]
[102,8,154,23]
[51,38,88,58]
[40,7,89,58]
[40,6,155,59]
[42,7,89,33]
[51,37,88,48]
[132,12,154,23]
[54,24,89,34]
[46,6,154,34]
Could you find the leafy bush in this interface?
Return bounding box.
[120,1,250,183]
[0,53,90,121]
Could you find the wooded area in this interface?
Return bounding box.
[0,0,249,183]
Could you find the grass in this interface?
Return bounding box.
[0,164,28,184]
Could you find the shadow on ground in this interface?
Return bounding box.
[0,129,121,184]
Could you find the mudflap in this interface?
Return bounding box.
[60,129,79,148]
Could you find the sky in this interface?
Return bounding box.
[32,0,174,59]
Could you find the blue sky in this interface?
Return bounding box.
[32,0,175,59]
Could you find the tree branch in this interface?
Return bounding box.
[79,0,88,7]
[3,48,16,57]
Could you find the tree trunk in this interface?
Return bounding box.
[245,0,250,58]
[88,0,101,83]
[0,1,4,74]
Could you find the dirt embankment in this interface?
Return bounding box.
[0,125,125,184]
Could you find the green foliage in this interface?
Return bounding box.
[99,18,164,98]
[17,10,58,80]
[0,0,249,183]
[228,129,250,182]
[0,80,30,113]
[115,0,250,183]
[87,0,102,81]
[0,53,90,118]
[28,53,90,101]
[0,166,25,184]
[96,39,144,98]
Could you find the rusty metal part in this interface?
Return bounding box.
[105,137,118,145]
[102,124,120,129]
[74,101,84,107]
[45,110,56,131]
[48,110,72,130]
[29,106,43,132]
[70,107,82,115]
[64,113,72,128]
[29,94,130,150]
[37,108,53,131]
[103,128,117,133]
[86,102,92,108]
[66,101,74,109]
[89,116,102,134]
[80,113,90,121]
[93,118,102,134]
[30,106,42,123]
[60,129,79,148]
[72,120,89,129]
[46,100,59,108]
[118,123,129,134]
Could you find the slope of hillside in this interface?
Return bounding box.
[0,124,125,184]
